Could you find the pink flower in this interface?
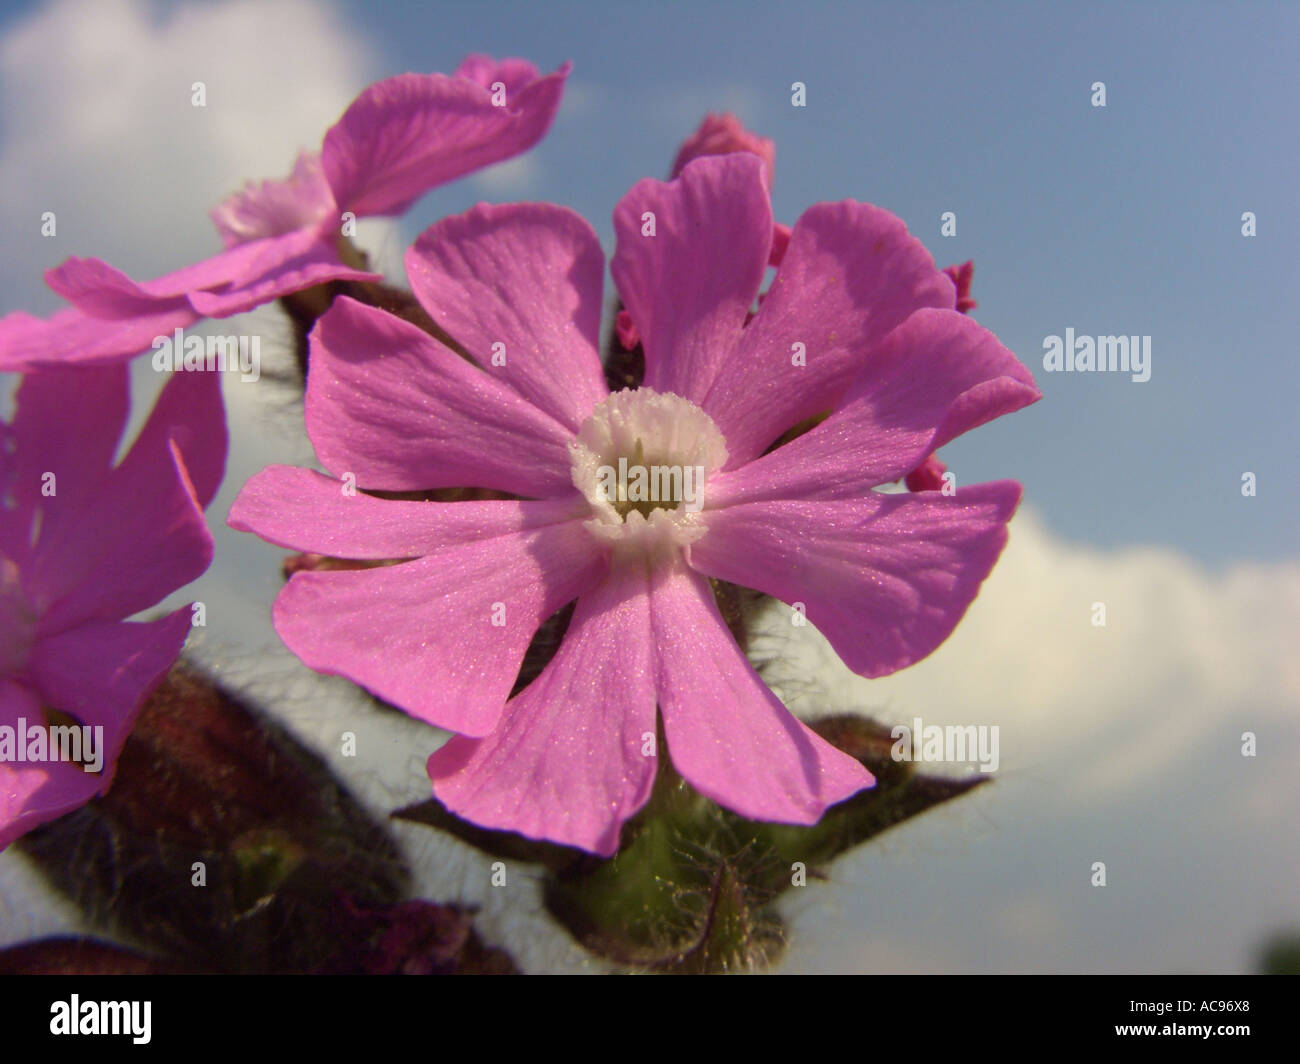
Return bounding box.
[0,55,569,372]
[229,153,1040,856]
[0,366,223,848]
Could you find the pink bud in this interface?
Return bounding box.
[943,260,977,314]
[671,113,775,192]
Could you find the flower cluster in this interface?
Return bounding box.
[0,54,565,846]
[2,52,1038,863]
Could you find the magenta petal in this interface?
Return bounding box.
[30,438,213,634]
[702,201,957,467]
[611,153,772,403]
[1,609,191,849]
[406,203,608,431]
[454,54,543,94]
[708,308,1041,506]
[46,244,289,309]
[28,608,191,743]
[45,256,197,316]
[230,466,587,559]
[0,749,101,851]
[9,366,128,518]
[5,238,375,372]
[44,236,377,328]
[649,564,873,823]
[690,482,1022,678]
[118,370,227,510]
[306,296,576,495]
[0,311,49,367]
[0,305,198,370]
[187,229,379,317]
[322,63,570,218]
[270,511,605,737]
[429,561,656,855]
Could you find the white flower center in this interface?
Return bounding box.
[569,389,728,560]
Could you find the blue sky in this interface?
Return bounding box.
[0,0,1296,974]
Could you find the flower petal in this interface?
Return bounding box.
[322,62,570,218]
[305,296,577,496]
[429,560,656,855]
[43,234,377,326]
[649,564,872,823]
[611,153,772,403]
[708,308,1041,506]
[701,201,956,467]
[9,366,128,521]
[27,609,192,743]
[270,506,605,737]
[187,229,378,317]
[117,369,227,510]
[1,609,191,849]
[0,305,195,370]
[46,255,227,313]
[689,482,1022,678]
[453,54,544,94]
[406,203,608,432]
[230,466,588,559]
[29,438,213,634]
